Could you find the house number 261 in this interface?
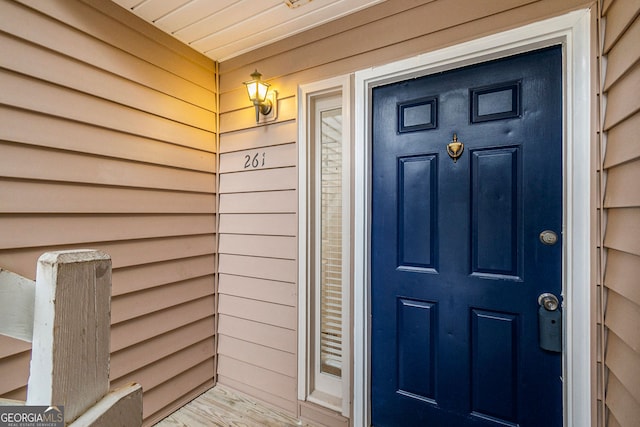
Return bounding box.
[244,152,265,169]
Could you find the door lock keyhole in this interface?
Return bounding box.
[539,230,558,245]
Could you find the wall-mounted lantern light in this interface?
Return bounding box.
[243,69,277,123]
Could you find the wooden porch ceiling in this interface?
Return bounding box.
[111,0,386,62]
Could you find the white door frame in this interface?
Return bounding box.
[353,9,592,427]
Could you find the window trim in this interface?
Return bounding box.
[298,75,352,416]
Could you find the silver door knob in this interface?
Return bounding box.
[538,293,559,311]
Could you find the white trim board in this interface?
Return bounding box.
[298,75,353,417]
[353,9,591,427]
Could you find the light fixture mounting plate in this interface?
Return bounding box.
[257,90,278,124]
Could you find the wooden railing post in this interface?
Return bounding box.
[26,250,112,423]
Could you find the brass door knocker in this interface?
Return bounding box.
[447,133,464,162]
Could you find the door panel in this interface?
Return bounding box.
[470,309,518,422]
[371,47,563,427]
[397,298,436,400]
[398,155,437,269]
[471,147,519,277]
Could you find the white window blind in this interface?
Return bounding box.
[320,108,343,378]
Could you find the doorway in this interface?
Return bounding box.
[353,10,592,427]
[370,46,562,427]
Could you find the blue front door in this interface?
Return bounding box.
[371,46,563,426]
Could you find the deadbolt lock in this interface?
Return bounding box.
[539,230,558,245]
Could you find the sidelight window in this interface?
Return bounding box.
[298,77,351,416]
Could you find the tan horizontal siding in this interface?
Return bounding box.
[602,8,640,423]
[604,159,640,207]
[218,213,297,235]
[602,63,640,130]
[218,335,296,377]
[220,96,297,134]
[0,351,31,396]
[602,16,640,91]
[110,317,215,381]
[606,332,640,402]
[112,254,216,296]
[0,0,217,424]
[605,372,640,427]
[0,235,216,280]
[14,0,215,91]
[216,109,297,412]
[0,32,214,131]
[0,180,215,214]
[218,294,296,329]
[142,360,214,423]
[602,0,640,53]
[0,70,215,151]
[219,167,297,193]
[217,355,296,403]
[0,387,27,402]
[604,249,640,307]
[603,208,640,257]
[0,215,215,249]
[220,121,297,153]
[609,413,623,427]
[605,289,640,361]
[0,141,215,192]
[219,143,297,173]
[0,335,30,359]
[111,296,215,352]
[603,111,640,168]
[218,274,296,306]
[218,234,297,259]
[299,402,350,427]
[218,254,296,283]
[112,275,215,323]
[83,0,213,71]
[111,338,215,393]
[0,107,216,173]
[217,315,296,353]
[5,0,215,106]
[219,190,297,214]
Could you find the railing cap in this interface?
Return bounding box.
[37,250,111,265]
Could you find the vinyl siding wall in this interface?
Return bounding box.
[0,0,217,424]
[601,0,640,426]
[3,0,631,425]
[217,0,593,423]
[217,123,299,413]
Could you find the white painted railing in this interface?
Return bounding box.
[0,250,142,426]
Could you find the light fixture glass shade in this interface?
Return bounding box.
[243,69,273,122]
[244,70,270,104]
